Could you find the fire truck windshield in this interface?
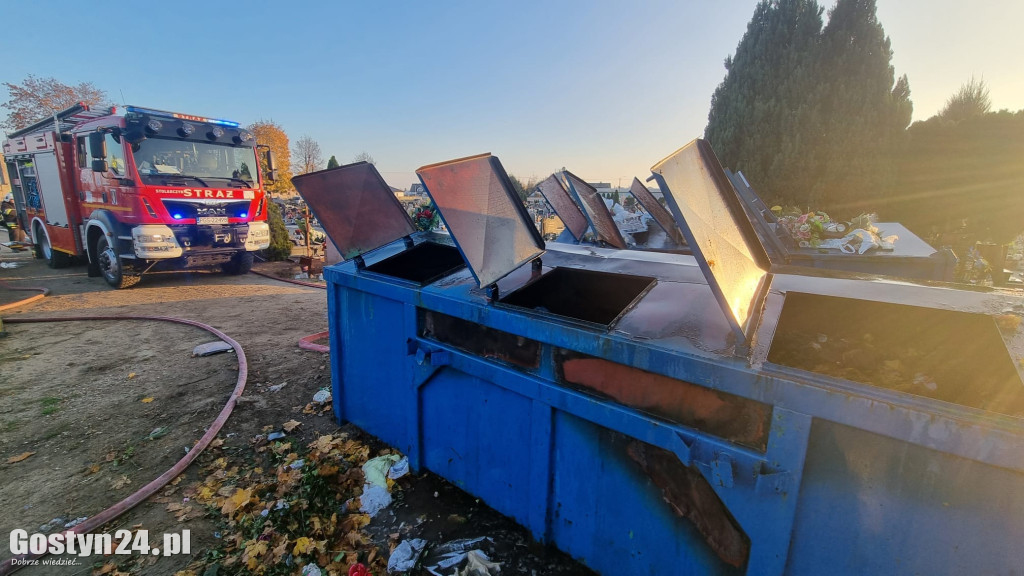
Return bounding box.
[132,137,259,188]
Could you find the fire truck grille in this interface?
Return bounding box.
[161,200,251,220]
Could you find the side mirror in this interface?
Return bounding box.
[88,133,107,161]
[92,159,109,173]
[265,149,277,183]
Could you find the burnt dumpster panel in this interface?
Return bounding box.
[629,176,686,244]
[325,142,1024,576]
[563,170,627,249]
[293,161,465,285]
[416,153,544,288]
[536,174,588,241]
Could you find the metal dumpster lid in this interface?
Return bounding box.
[416,153,545,288]
[291,161,415,260]
[562,170,628,249]
[649,139,772,348]
[536,174,588,241]
[628,177,686,245]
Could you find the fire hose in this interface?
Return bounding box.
[0,314,249,575]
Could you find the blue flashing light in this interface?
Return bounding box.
[124,105,240,128]
[239,212,248,219]
[172,213,184,219]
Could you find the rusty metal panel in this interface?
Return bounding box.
[416,153,545,288]
[292,162,415,259]
[559,356,771,451]
[562,171,627,249]
[629,177,685,244]
[536,174,588,241]
[627,440,750,568]
[650,140,770,344]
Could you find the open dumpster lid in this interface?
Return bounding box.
[650,139,772,347]
[416,153,545,288]
[291,162,415,260]
[536,174,588,241]
[563,171,628,249]
[629,177,686,244]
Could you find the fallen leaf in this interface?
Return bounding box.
[293,537,314,555]
[282,420,301,432]
[128,372,137,380]
[6,452,35,464]
[85,464,101,475]
[221,487,253,515]
[111,475,131,490]
[141,397,154,403]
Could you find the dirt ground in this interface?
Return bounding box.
[0,249,592,576]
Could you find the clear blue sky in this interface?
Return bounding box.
[2,0,1021,190]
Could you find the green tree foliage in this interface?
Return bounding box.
[705,0,911,216]
[888,109,1024,245]
[1,75,109,132]
[262,201,293,261]
[705,0,824,208]
[508,174,537,203]
[327,155,340,169]
[611,190,621,206]
[939,76,991,123]
[811,0,912,213]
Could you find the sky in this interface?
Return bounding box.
[1,0,1022,190]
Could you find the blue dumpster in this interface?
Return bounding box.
[319,142,1024,575]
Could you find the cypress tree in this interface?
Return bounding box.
[705,0,824,208]
[811,0,912,213]
[327,155,340,169]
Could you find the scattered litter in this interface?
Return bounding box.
[274,500,290,511]
[39,518,67,533]
[289,459,305,470]
[359,484,392,517]
[192,341,234,357]
[312,389,331,403]
[268,431,287,441]
[388,456,410,480]
[148,427,169,440]
[363,454,402,488]
[387,538,426,573]
[0,262,20,269]
[301,564,322,576]
[458,550,501,576]
[64,517,88,529]
[268,383,288,393]
[422,537,495,574]
[261,509,270,518]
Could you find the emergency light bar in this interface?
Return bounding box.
[124,105,240,128]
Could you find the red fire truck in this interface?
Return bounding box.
[1,103,275,288]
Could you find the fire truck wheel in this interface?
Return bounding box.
[222,251,254,275]
[96,236,140,289]
[34,225,71,268]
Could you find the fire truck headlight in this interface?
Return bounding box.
[146,119,163,134]
[245,222,271,251]
[132,225,183,259]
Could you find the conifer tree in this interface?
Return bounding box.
[705,0,824,207]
